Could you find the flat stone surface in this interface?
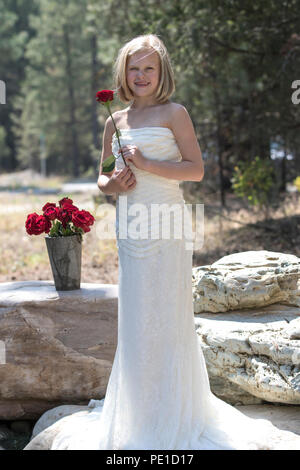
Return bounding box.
[0,280,118,306]
[235,404,300,436]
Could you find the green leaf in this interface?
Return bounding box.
[115,128,122,138]
[102,154,116,173]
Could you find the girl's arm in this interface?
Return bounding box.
[144,158,203,182]
[144,105,204,182]
[97,116,116,194]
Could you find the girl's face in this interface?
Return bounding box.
[126,49,160,99]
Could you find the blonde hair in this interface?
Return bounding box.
[113,34,175,104]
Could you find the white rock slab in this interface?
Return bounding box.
[192,250,300,313]
[195,303,300,404]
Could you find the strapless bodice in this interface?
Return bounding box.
[111,127,190,257]
[111,127,184,206]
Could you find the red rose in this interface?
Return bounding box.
[95,89,114,103]
[43,216,52,234]
[59,197,73,208]
[25,213,51,235]
[57,207,72,228]
[61,203,79,215]
[42,202,56,212]
[81,210,95,226]
[43,206,58,221]
[81,225,91,233]
[71,210,93,232]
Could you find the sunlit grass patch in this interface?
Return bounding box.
[23,252,48,268]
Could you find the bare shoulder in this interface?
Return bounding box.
[169,101,187,113]
[104,115,114,136]
[104,108,126,134]
[168,102,194,137]
[110,108,130,127]
[169,102,189,124]
[165,102,203,173]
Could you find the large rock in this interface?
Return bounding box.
[23,402,300,450]
[195,303,300,405]
[192,251,300,313]
[0,281,118,420]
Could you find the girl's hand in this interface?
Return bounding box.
[110,166,137,193]
[118,145,148,171]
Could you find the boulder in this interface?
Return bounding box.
[192,250,300,313]
[0,281,118,420]
[195,303,300,405]
[31,404,92,439]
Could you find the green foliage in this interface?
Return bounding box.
[231,156,275,208]
[49,220,84,241]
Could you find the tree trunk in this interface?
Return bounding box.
[280,136,287,192]
[213,82,226,208]
[63,26,80,178]
[91,34,100,151]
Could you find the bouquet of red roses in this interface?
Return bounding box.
[25,197,95,241]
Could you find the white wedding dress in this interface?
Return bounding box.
[50,127,299,450]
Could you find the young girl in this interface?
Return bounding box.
[38,34,298,450]
[97,35,204,197]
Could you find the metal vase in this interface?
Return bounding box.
[45,234,82,291]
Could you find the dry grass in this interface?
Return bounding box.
[0,180,299,285]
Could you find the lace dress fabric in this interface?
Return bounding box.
[50,127,299,450]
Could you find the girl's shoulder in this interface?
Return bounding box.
[167,101,188,117]
[111,108,129,126]
[154,100,187,115]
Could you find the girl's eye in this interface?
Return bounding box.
[129,67,153,70]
